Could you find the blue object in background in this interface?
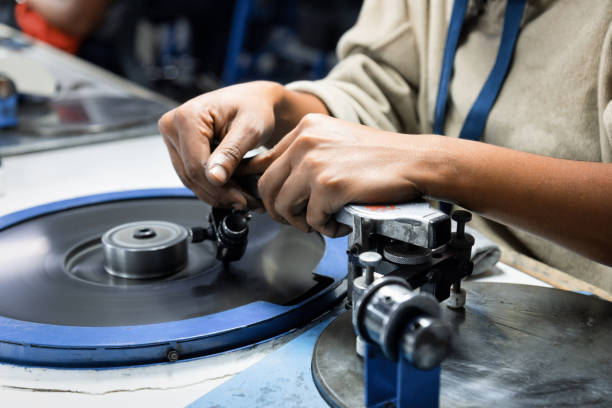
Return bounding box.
[0,73,18,128]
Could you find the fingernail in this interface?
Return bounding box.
[232,202,246,211]
[208,165,228,184]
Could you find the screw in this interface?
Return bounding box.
[167,349,179,362]
[452,210,472,239]
[359,251,382,285]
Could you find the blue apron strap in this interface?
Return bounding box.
[459,0,527,141]
[433,0,468,136]
[433,0,527,214]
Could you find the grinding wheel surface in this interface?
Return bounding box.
[0,197,327,326]
[313,283,612,407]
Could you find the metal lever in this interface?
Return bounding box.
[335,202,451,249]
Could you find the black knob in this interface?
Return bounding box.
[452,210,472,238]
[190,226,210,243]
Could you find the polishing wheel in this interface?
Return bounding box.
[0,189,347,367]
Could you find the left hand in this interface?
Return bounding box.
[240,114,427,237]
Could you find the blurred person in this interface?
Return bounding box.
[13,0,111,54]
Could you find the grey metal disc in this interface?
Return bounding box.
[312,282,612,408]
[0,197,328,326]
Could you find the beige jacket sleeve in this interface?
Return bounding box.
[286,0,425,134]
[599,23,612,163]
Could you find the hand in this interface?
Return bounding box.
[242,114,428,237]
[158,81,283,209]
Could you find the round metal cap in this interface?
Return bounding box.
[358,251,382,267]
[402,316,452,370]
[102,220,188,279]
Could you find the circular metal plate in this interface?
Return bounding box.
[313,282,612,407]
[0,189,347,367]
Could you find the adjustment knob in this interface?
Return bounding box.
[452,210,472,238]
[359,251,382,285]
[359,251,382,267]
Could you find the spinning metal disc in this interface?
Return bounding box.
[0,189,347,367]
[313,282,612,408]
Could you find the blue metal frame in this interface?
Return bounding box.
[0,188,347,367]
[365,343,440,408]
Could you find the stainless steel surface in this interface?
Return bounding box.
[0,197,328,326]
[0,24,175,156]
[335,201,450,249]
[16,96,170,136]
[102,220,188,279]
[313,283,612,408]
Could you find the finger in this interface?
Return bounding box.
[306,193,351,238]
[206,115,262,186]
[166,137,247,208]
[238,122,303,175]
[173,108,214,188]
[258,156,292,222]
[274,171,311,232]
[158,110,179,149]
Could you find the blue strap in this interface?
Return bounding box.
[433,0,468,136]
[434,0,526,214]
[459,0,527,141]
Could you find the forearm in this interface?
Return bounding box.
[416,136,612,266]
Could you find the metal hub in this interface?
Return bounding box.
[383,241,432,265]
[102,220,188,279]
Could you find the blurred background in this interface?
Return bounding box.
[0,0,361,102]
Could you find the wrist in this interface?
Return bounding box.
[271,85,329,145]
[403,134,463,203]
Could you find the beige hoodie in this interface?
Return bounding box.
[287,0,612,294]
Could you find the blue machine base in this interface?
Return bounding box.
[0,188,347,367]
[189,311,339,408]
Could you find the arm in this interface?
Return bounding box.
[26,0,111,37]
[422,136,612,266]
[247,115,612,267]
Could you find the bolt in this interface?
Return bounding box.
[167,349,179,362]
[452,210,472,239]
[359,251,382,285]
[452,281,461,293]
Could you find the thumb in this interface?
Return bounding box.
[206,118,261,186]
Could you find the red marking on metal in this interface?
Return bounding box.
[365,205,397,211]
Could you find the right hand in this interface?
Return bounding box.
[158,81,283,209]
